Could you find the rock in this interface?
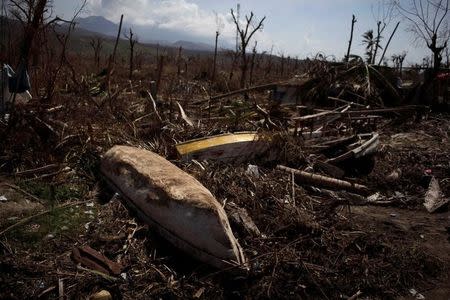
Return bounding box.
[89,290,112,300]
[227,202,261,237]
[386,168,401,182]
[246,164,260,178]
[101,145,246,270]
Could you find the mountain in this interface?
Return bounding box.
[74,15,221,52]
[75,16,119,37]
[172,40,214,51]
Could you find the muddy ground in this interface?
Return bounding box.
[0,113,449,299]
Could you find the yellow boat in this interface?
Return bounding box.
[176,132,270,162]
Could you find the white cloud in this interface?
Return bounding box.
[86,0,272,49]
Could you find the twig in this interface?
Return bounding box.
[76,265,119,282]
[348,290,362,300]
[176,101,194,127]
[14,164,61,176]
[146,91,162,122]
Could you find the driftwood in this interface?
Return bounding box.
[277,165,369,195]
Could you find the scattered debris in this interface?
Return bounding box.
[424,177,449,213]
[227,202,261,237]
[176,132,270,162]
[409,288,425,300]
[277,165,370,195]
[325,132,379,165]
[386,168,402,182]
[71,245,124,276]
[245,164,260,178]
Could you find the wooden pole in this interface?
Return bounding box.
[345,15,357,63]
[111,14,123,64]
[378,22,400,66]
[277,165,370,195]
[212,31,219,83]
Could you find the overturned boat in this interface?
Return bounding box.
[175,131,270,162]
[101,145,247,270]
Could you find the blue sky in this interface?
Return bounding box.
[52,0,435,65]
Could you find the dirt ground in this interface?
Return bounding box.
[0,112,449,300]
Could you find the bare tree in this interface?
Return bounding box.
[345,14,357,62]
[230,9,266,88]
[89,36,103,69]
[249,41,257,85]
[124,28,138,80]
[393,0,449,71]
[445,44,450,66]
[371,0,396,64]
[392,51,407,74]
[176,46,182,78]
[8,0,49,64]
[212,11,224,83]
[378,21,400,65]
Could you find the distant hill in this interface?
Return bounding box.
[173,40,214,51]
[75,16,119,37]
[74,15,220,52]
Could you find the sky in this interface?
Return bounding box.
[52,0,439,65]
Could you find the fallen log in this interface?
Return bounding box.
[101,146,247,270]
[277,165,370,195]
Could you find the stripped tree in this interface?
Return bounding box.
[230,9,266,88]
[212,11,224,83]
[345,14,357,62]
[371,0,396,64]
[124,28,138,80]
[393,0,449,71]
[89,36,103,69]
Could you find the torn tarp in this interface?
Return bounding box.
[1,63,32,110]
[4,63,31,93]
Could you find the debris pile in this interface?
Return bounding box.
[0,60,449,299]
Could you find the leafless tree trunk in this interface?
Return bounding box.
[231,9,266,88]
[110,14,123,65]
[372,21,384,64]
[378,21,400,65]
[177,46,182,78]
[265,45,274,78]
[445,46,450,67]
[212,31,219,83]
[106,14,123,94]
[89,37,103,69]
[249,41,257,86]
[124,28,138,80]
[155,55,164,100]
[345,14,357,62]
